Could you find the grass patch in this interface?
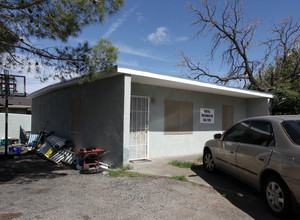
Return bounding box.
[222,192,241,201]
[107,165,149,178]
[122,164,134,171]
[168,160,194,168]
[168,157,203,169]
[107,169,124,177]
[171,175,188,181]
[127,172,149,178]
[196,156,203,162]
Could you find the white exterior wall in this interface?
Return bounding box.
[247,98,270,117]
[0,113,31,140]
[122,74,132,165]
[131,83,269,159]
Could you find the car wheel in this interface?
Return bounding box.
[263,175,291,216]
[203,149,215,173]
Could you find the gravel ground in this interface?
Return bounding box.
[0,153,253,220]
[0,173,252,220]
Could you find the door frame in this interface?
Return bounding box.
[129,95,150,160]
[222,105,234,131]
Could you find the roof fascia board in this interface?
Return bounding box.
[28,77,80,99]
[28,67,273,99]
[28,71,121,99]
[117,67,273,99]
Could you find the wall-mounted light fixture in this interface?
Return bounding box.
[151,97,156,104]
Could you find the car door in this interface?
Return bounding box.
[236,120,275,187]
[218,121,250,176]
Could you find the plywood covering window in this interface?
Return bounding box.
[71,99,80,133]
[39,103,45,124]
[222,105,234,131]
[164,100,193,134]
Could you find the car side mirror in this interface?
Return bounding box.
[214,133,222,140]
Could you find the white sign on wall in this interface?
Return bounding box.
[200,108,215,124]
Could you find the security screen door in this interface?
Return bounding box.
[129,96,149,160]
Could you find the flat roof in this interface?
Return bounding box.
[119,67,273,99]
[28,67,273,99]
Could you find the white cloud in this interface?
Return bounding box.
[118,44,168,61]
[117,59,139,68]
[102,6,136,38]
[21,69,59,94]
[147,27,170,44]
[0,53,58,94]
[136,12,144,22]
[176,36,189,42]
[26,79,56,94]
[70,37,96,46]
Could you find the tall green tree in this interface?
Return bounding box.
[261,49,300,114]
[0,0,124,80]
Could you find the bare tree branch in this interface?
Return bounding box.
[181,0,300,93]
[183,0,264,90]
[179,49,248,84]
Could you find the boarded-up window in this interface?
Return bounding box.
[71,99,80,133]
[165,100,193,134]
[39,103,45,124]
[222,105,234,130]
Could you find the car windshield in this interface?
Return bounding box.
[282,120,300,145]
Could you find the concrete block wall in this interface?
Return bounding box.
[31,75,127,166]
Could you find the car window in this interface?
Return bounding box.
[223,121,250,142]
[282,120,300,145]
[243,121,275,146]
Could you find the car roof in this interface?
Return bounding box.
[245,115,300,122]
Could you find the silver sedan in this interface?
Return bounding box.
[203,115,300,217]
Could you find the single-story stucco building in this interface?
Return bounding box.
[29,67,273,166]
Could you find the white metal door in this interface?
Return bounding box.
[129,96,149,160]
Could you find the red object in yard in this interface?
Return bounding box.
[76,147,105,171]
[11,138,19,144]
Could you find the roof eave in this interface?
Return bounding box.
[117,67,273,99]
[27,71,121,99]
[28,67,273,99]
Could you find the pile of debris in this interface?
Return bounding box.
[27,132,109,174]
[35,134,76,165]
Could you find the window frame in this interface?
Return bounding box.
[281,120,300,146]
[39,103,45,124]
[164,100,193,134]
[243,120,276,147]
[223,120,276,147]
[70,98,81,133]
[223,121,250,142]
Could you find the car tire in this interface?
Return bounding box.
[263,175,291,217]
[203,149,216,173]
